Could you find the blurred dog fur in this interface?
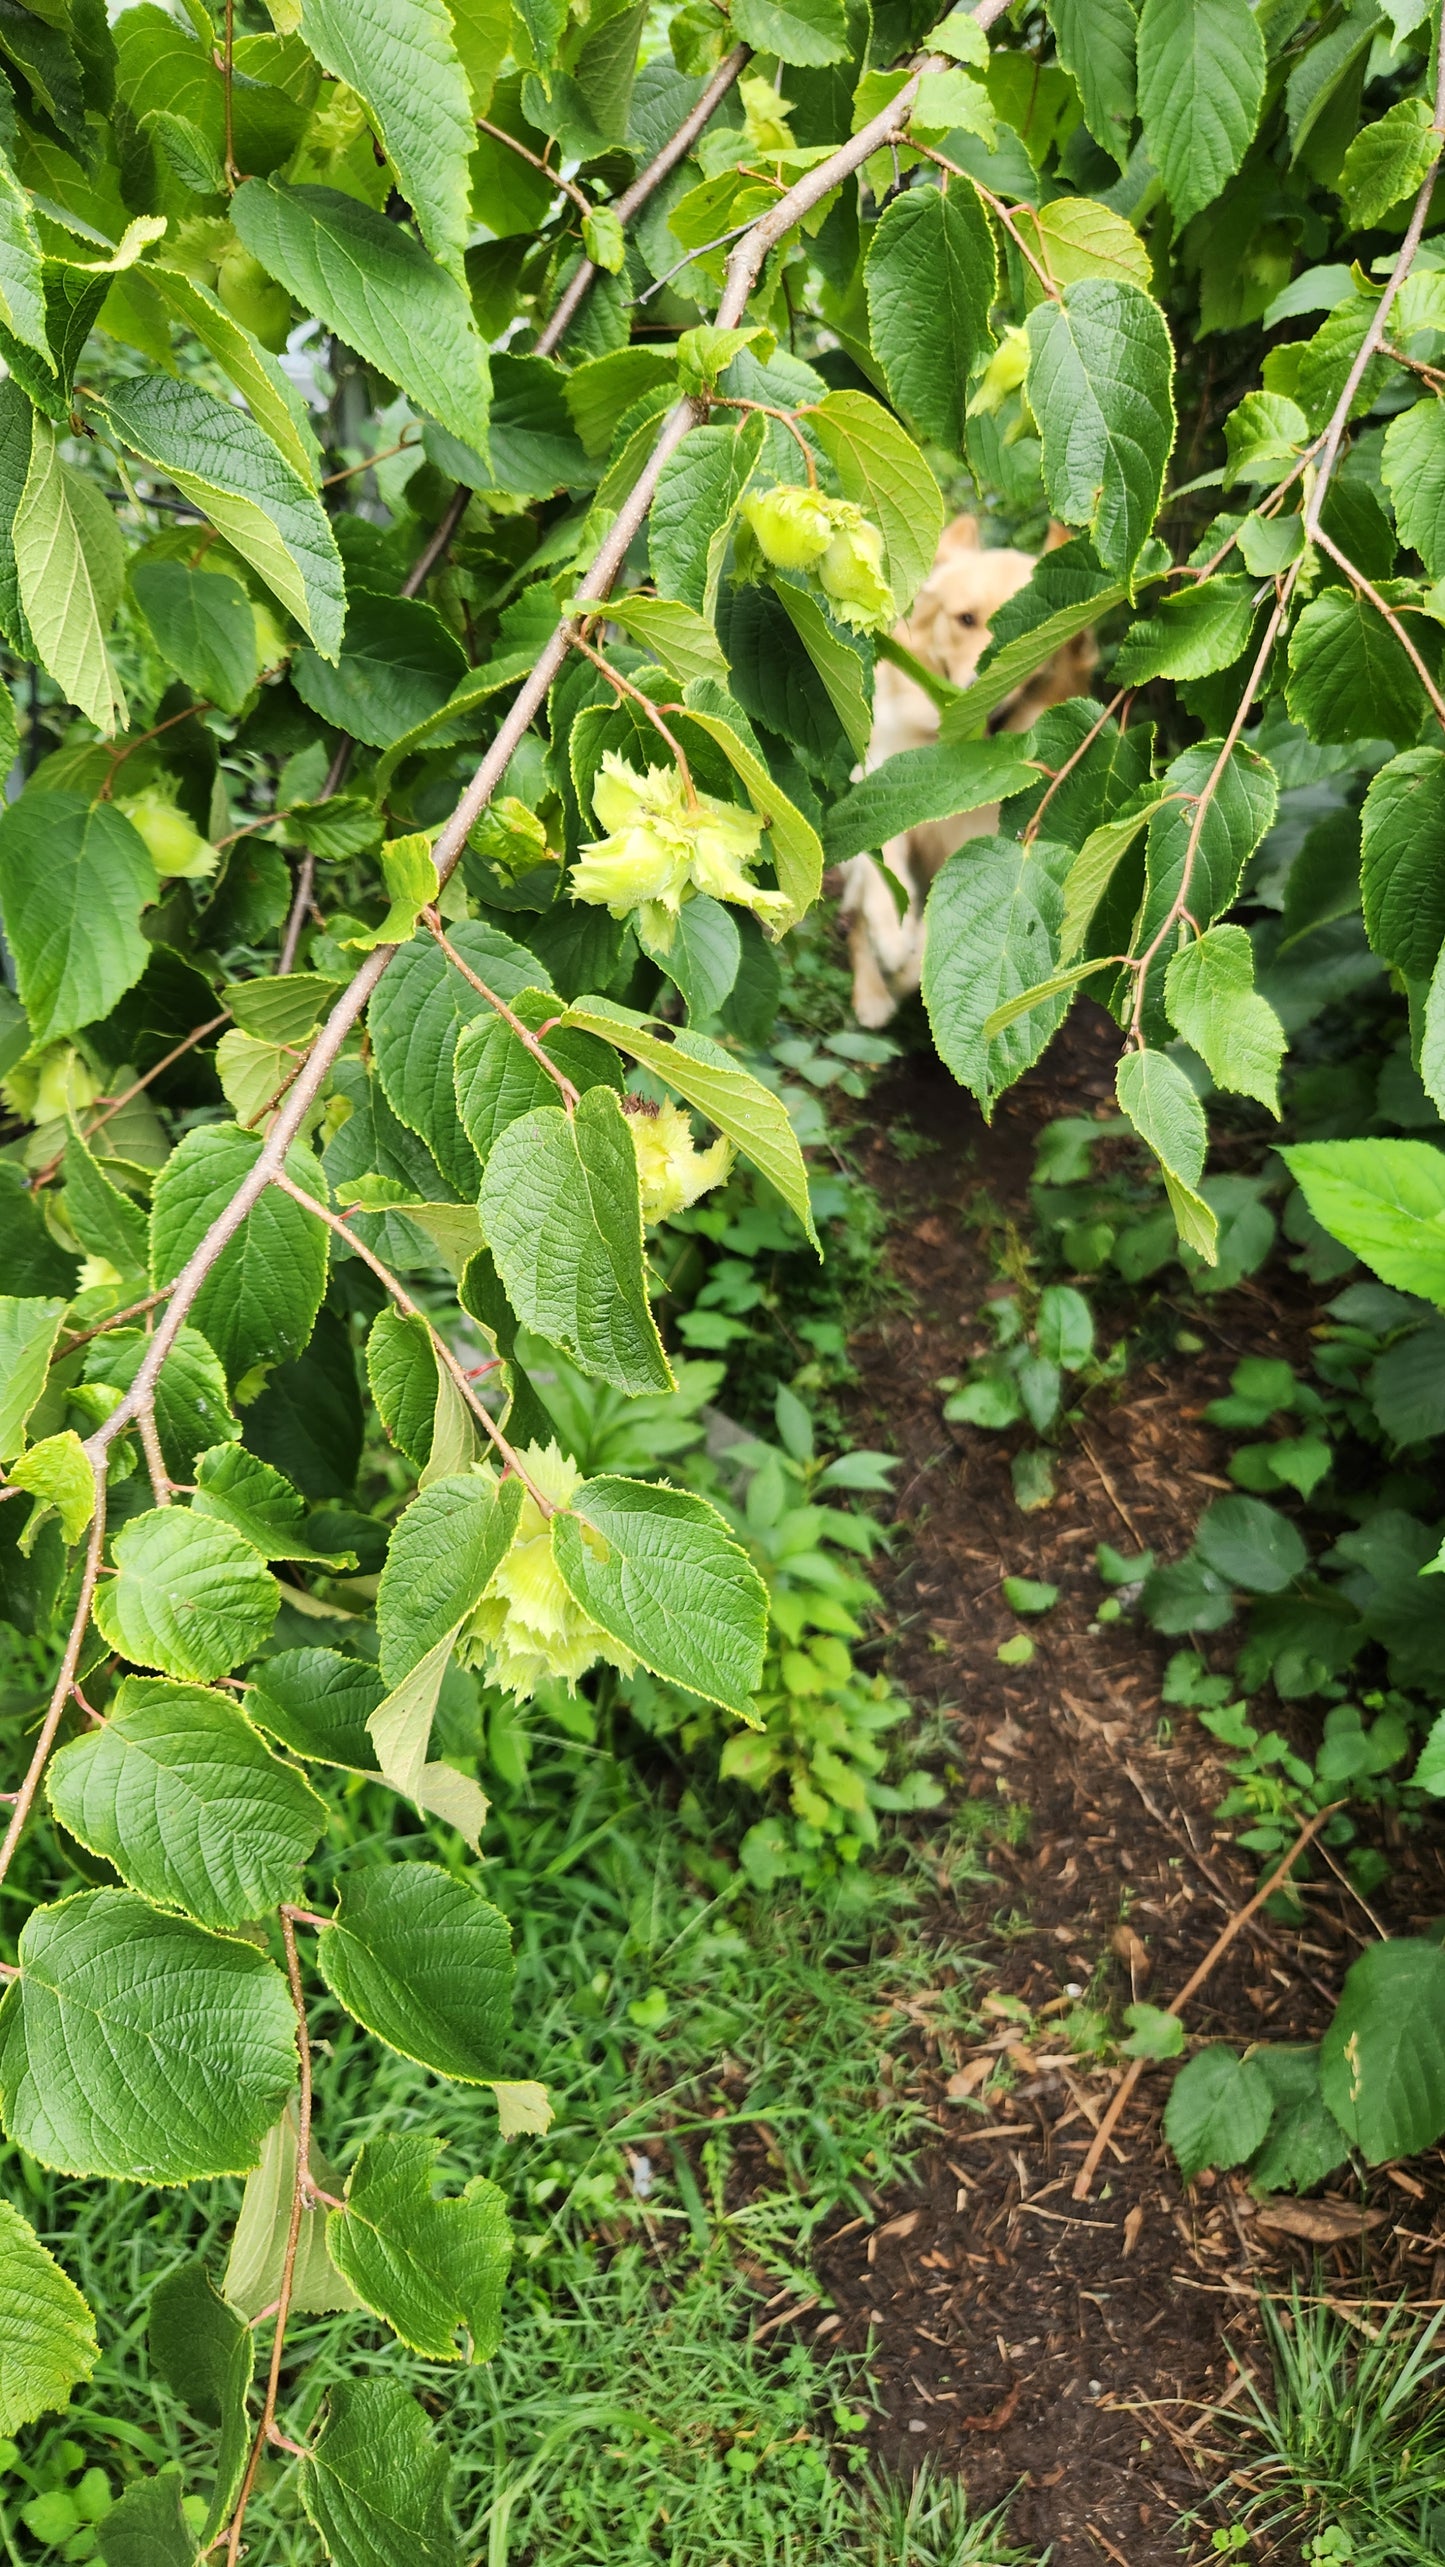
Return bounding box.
[838,516,1096,1027]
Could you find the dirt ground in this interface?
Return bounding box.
[811,1004,1445,2567]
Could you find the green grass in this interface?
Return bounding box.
[1209,2285,1445,2567]
[0,1745,1017,2565]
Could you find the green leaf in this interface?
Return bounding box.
[552,1475,767,1718]
[1012,197,1154,300]
[1321,1939,1445,2162]
[1113,576,1256,685]
[1223,389,1311,489]
[1136,0,1264,228]
[300,2380,457,2567]
[1286,586,1433,752]
[8,1432,95,1548]
[95,2467,196,2567]
[1279,1139,1445,1304]
[377,1475,522,1687]
[93,1509,278,1684]
[233,181,490,456]
[84,1326,239,1486]
[454,987,623,1168]
[729,0,848,65]
[811,390,944,619]
[246,1648,385,1773]
[1340,94,1437,226]
[340,834,440,952]
[1360,747,1445,977]
[367,1308,444,1472]
[864,183,996,455]
[192,1443,358,1566]
[224,2104,362,2322]
[317,1863,513,2083]
[1059,796,1170,962]
[479,1089,673,1395]
[0,1889,295,2182]
[0,148,48,368]
[0,1294,66,1462]
[980,958,1113,1041]
[149,267,321,491]
[1383,398,1445,581]
[0,792,154,1046]
[149,1124,329,1388]
[639,894,741,1020]
[679,678,824,931]
[14,422,125,737]
[48,1676,326,1929]
[1164,925,1286,1113]
[558,997,819,1244]
[1249,2047,1350,2195]
[1116,1048,1219,1264]
[131,562,260,718]
[1044,0,1136,168]
[943,578,1138,743]
[921,834,1071,1112]
[824,737,1035,864]
[1194,1495,1307,1591]
[1122,2002,1185,2061]
[369,920,546,1198]
[1025,281,1175,586]
[99,376,345,660]
[297,0,474,280]
[226,973,347,1044]
[147,2261,253,2542]
[327,2134,510,2360]
[1164,2044,1271,2182]
[64,1119,150,1275]
[651,417,764,613]
[1133,740,1278,1037]
[586,591,730,693]
[0,2200,97,2437]
[769,579,872,762]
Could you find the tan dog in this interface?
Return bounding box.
[839,516,1096,1027]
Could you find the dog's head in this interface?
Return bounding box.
[901,516,1097,727]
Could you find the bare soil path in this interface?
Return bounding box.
[813,1009,1445,2567]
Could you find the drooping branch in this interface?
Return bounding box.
[16,0,1006,1911]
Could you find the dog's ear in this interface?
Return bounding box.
[1043,519,1073,552]
[936,512,980,556]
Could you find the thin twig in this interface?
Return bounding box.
[542,45,749,348]
[1312,523,1445,726]
[271,1174,554,1513]
[224,1912,313,2565]
[0,1473,107,1893]
[137,1408,172,1508]
[278,736,353,976]
[34,1013,233,1184]
[1126,567,1300,1042]
[569,631,699,801]
[60,1286,173,1354]
[401,481,472,599]
[420,910,579,1110]
[1072,1804,1341,2201]
[1022,689,1129,848]
[1304,20,1445,533]
[476,116,591,216]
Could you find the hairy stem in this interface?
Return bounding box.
[0,1470,107,1894]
